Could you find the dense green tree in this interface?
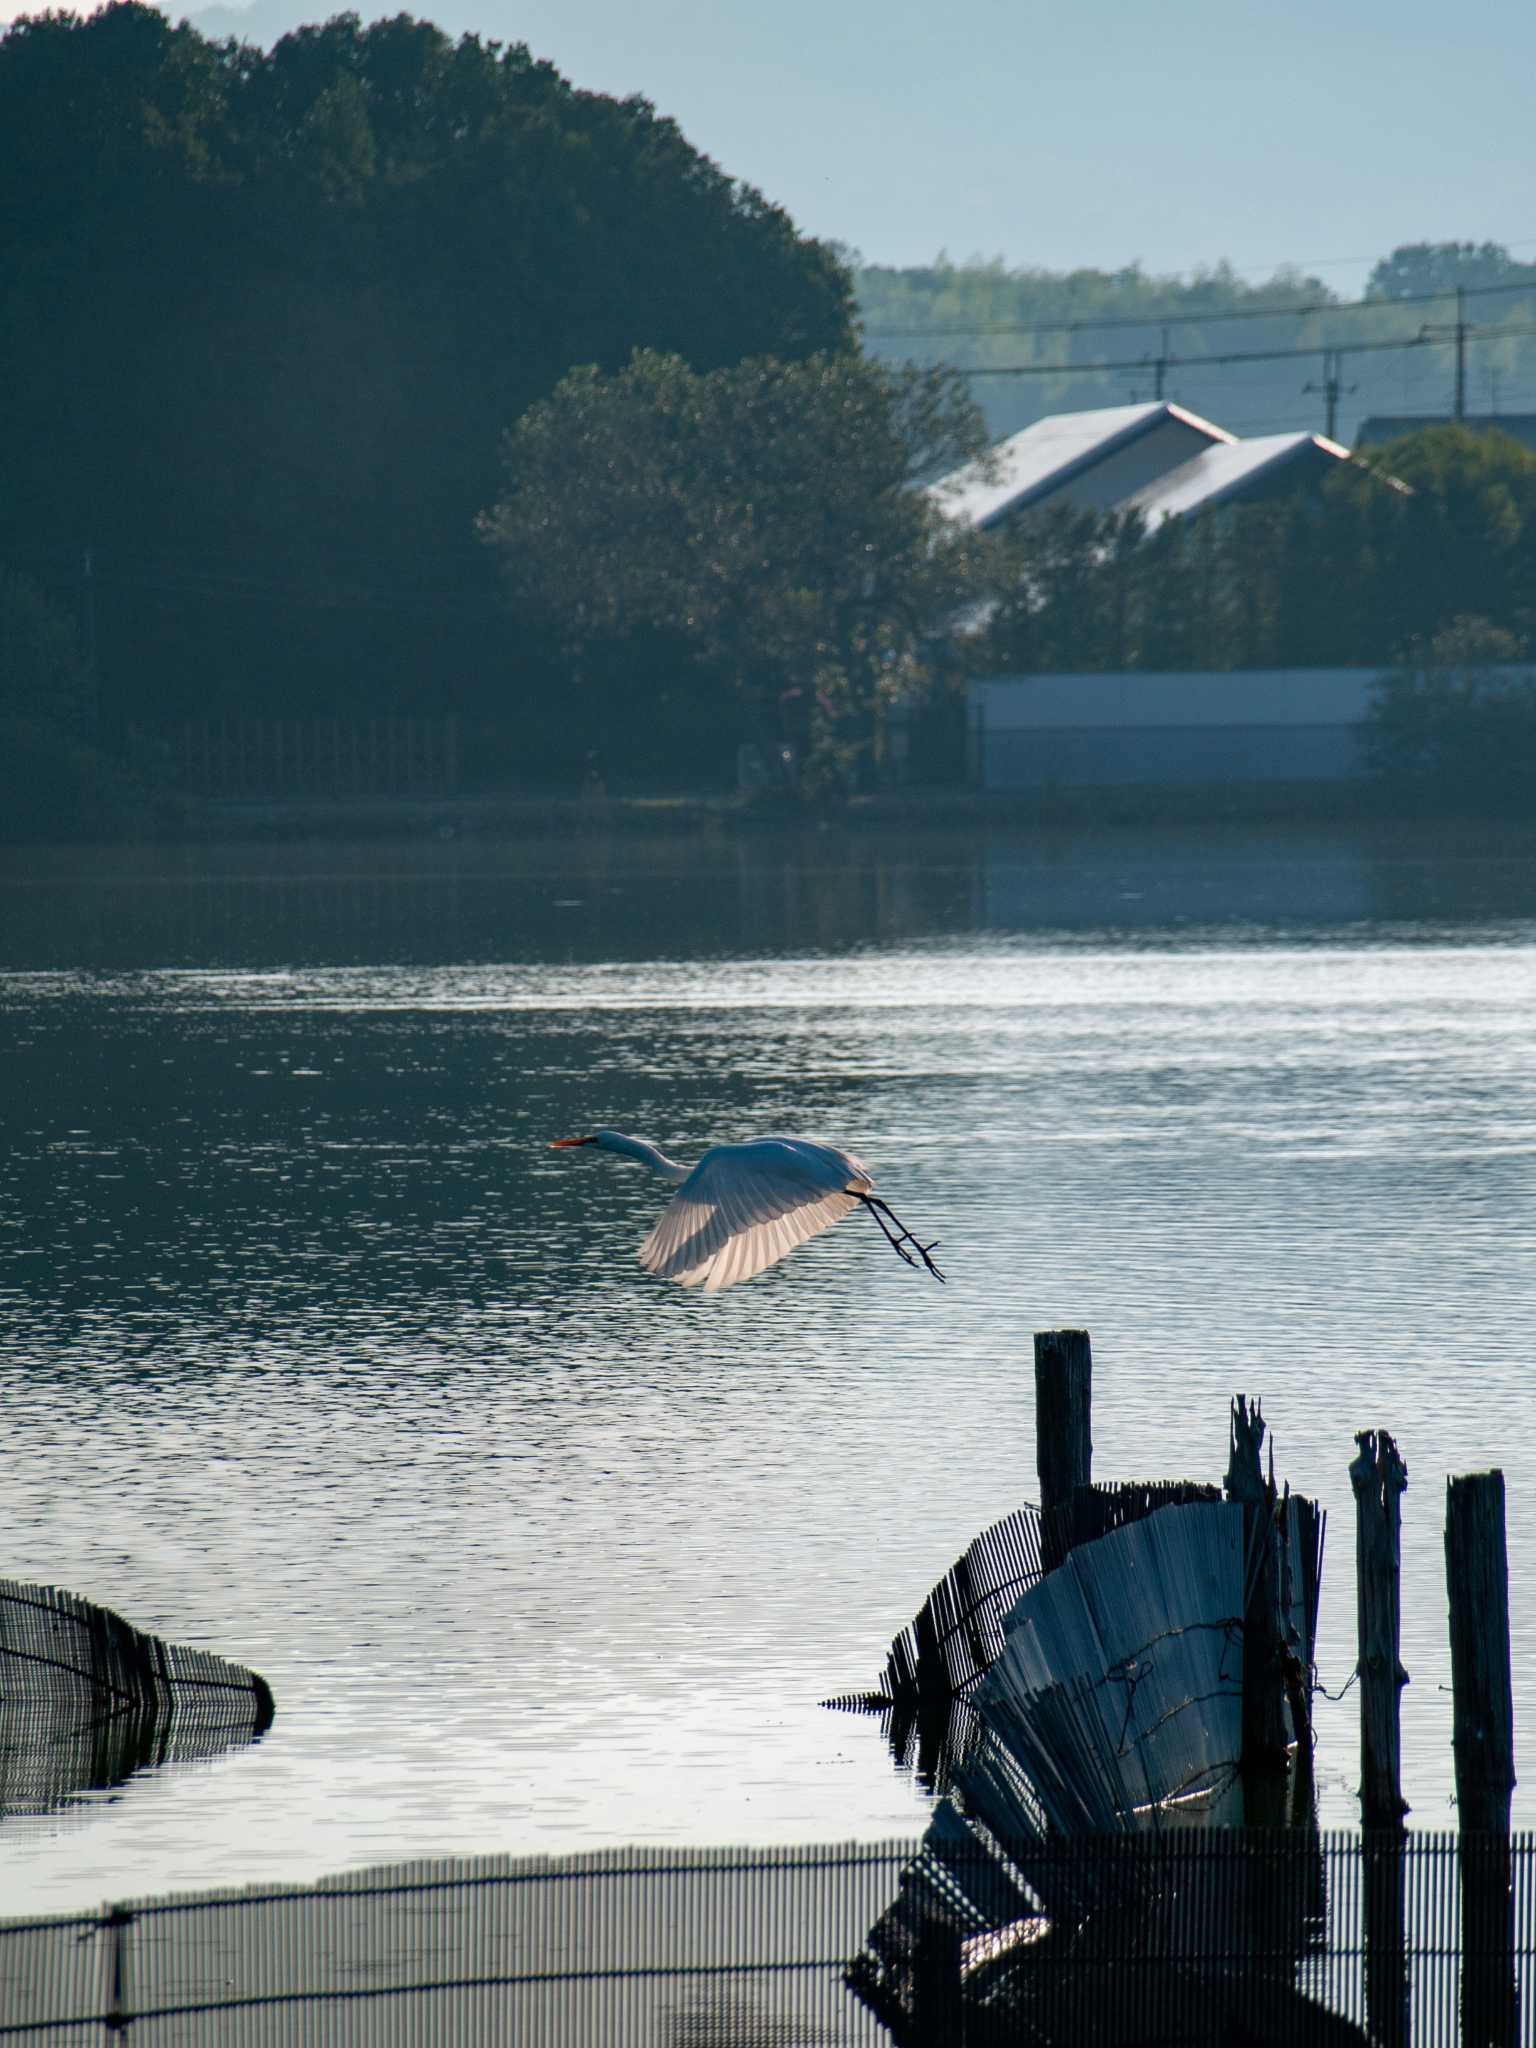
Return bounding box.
[479,350,989,793]
[1338,427,1536,651]
[1362,617,1536,811]
[1365,241,1536,302]
[0,5,853,751]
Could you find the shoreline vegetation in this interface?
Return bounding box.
[7,781,1536,849]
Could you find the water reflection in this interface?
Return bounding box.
[0,1580,273,1829]
[5,819,1536,972]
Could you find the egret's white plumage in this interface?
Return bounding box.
[549,1129,941,1292]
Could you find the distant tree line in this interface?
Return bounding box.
[857,243,1536,446]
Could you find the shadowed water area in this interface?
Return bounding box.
[3,821,1535,1914]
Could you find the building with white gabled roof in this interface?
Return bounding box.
[931,404,1361,534]
[931,401,1235,529]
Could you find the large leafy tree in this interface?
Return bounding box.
[479,350,990,792]
[0,6,853,743]
[1362,616,1536,810]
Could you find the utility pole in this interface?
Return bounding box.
[1153,324,1170,402]
[1418,287,1474,422]
[1303,349,1355,442]
[1454,284,1467,421]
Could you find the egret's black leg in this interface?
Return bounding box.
[854,1192,944,1282]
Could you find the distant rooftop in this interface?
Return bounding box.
[1119,432,1351,525]
[1354,414,1536,453]
[932,401,1234,529]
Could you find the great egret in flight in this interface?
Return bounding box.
[550,1131,944,1292]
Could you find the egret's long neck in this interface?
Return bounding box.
[596,1131,689,1182]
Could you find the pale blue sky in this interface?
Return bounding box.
[13,0,1535,289]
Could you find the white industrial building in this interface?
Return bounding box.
[933,404,1376,792]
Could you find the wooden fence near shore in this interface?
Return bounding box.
[132,718,460,800]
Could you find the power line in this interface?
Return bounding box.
[863,275,1536,342]
[951,317,1536,381]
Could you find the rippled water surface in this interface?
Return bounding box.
[3,825,1536,1913]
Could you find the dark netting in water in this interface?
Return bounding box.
[0,1579,274,1822]
[1,1832,1532,2044]
[877,1481,1229,1713]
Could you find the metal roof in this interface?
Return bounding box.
[1118,431,1349,525]
[931,401,1235,529]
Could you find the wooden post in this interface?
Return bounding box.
[1033,1329,1091,1573]
[911,1917,965,2046]
[1446,1470,1517,2048]
[1446,1471,1515,1830]
[1350,1429,1409,1825]
[1225,1395,1291,1778]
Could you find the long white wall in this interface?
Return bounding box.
[979,669,1376,732]
[974,668,1380,788]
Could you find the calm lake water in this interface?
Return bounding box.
[3,821,1536,1915]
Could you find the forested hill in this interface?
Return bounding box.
[856,246,1536,446]
[0,4,852,731]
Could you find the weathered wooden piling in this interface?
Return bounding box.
[1446,1470,1517,2048]
[1033,1328,1092,1572]
[1349,1429,1409,1826]
[1446,1470,1516,1834]
[1351,1432,1411,2048]
[1224,1395,1291,1776]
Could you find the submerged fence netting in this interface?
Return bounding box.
[0,1580,273,1823]
[1,1832,1532,2046]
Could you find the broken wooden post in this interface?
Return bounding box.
[1033,1329,1091,1573]
[1446,1470,1517,2048]
[1224,1395,1290,1778]
[1350,1429,1409,1825]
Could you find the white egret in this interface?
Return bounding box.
[550,1130,943,1292]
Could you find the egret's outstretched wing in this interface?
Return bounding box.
[639,1139,872,1292]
